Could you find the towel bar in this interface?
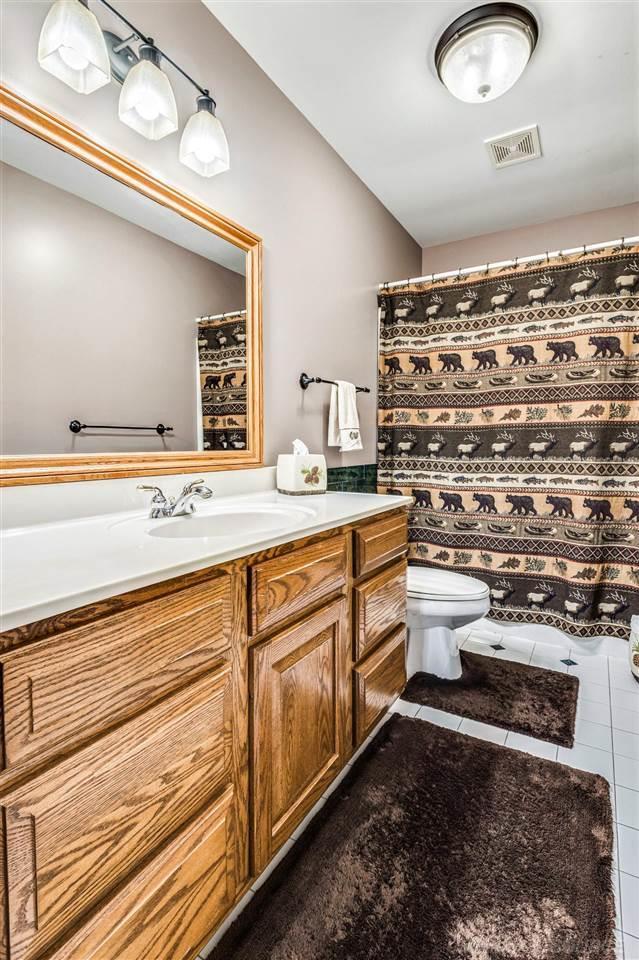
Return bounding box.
[299,373,370,393]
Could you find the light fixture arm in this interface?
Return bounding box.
[94,0,212,97]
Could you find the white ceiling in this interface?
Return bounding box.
[205,0,639,247]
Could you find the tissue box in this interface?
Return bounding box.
[277,454,327,495]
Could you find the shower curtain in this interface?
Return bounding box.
[197,311,247,451]
[378,244,639,639]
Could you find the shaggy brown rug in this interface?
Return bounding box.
[402,651,579,747]
[212,716,614,960]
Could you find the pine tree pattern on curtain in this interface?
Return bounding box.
[197,312,247,451]
[378,245,639,638]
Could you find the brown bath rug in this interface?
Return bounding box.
[403,650,579,747]
[211,715,615,960]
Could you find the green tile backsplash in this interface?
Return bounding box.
[326,464,377,493]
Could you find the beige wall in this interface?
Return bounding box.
[421,202,639,275]
[1,162,246,455]
[1,0,420,467]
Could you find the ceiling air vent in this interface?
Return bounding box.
[485,125,541,169]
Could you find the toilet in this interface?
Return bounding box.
[406,566,491,681]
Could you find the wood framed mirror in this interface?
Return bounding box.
[0,85,262,486]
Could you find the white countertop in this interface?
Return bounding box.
[1,490,412,632]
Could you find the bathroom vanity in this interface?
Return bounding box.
[0,498,409,960]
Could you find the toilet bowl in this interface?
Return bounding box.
[406,566,490,680]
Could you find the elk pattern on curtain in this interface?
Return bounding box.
[197,311,247,451]
[377,245,639,638]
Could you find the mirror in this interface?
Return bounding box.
[0,87,262,483]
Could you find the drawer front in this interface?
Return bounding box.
[250,535,348,635]
[354,559,407,662]
[3,669,233,960]
[353,625,406,746]
[49,788,236,960]
[1,575,232,770]
[354,512,408,579]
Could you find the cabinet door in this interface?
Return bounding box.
[251,598,350,873]
[353,559,406,662]
[353,625,407,746]
[2,669,236,960]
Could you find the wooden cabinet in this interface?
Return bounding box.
[353,625,407,744]
[0,506,408,960]
[251,598,350,873]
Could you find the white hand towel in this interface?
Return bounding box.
[328,380,363,452]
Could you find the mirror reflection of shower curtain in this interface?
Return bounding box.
[197,311,247,451]
[377,244,639,640]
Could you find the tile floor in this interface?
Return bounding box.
[198,621,639,960]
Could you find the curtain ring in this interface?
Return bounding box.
[621,237,626,249]
[484,261,490,274]
[545,251,549,264]
[456,267,462,281]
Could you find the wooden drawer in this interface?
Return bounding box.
[353,512,408,579]
[36,787,236,960]
[251,599,350,872]
[250,534,348,635]
[2,668,234,960]
[354,559,406,662]
[353,624,406,746]
[1,574,232,771]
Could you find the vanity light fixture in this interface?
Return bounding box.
[435,3,538,104]
[179,94,230,177]
[37,0,230,174]
[118,42,178,140]
[38,0,111,94]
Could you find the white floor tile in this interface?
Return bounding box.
[568,657,610,683]
[579,680,611,705]
[532,640,571,661]
[529,651,568,673]
[416,705,462,730]
[620,872,639,939]
[493,646,533,665]
[613,688,639,716]
[199,889,254,958]
[391,698,421,718]
[610,664,639,695]
[614,868,623,932]
[557,742,614,782]
[578,698,613,727]
[575,717,613,752]
[462,638,496,656]
[505,731,558,761]
[616,929,626,960]
[614,706,639,736]
[617,756,639,793]
[455,626,473,642]
[458,718,508,745]
[618,825,639,878]
[615,730,639,763]
[624,931,639,960]
[500,635,536,655]
[617,787,639,831]
[466,628,501,642]
[251,839,295,891]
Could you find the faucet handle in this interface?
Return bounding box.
[137,484,171,518]
[137,484,167,502]
[179,479,212,498]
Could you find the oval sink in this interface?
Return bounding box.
[147,504,314,540]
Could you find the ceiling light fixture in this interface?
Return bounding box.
[37,0,230,175]
[38,0,111,94]
[435,3,538,104]
[179,94,230,177]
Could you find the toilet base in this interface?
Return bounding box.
[407,624,462,680]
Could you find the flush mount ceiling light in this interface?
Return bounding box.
[435,3,538,104]
[38,0,111,94]
[37,0,230,175]
[118,42,178,140]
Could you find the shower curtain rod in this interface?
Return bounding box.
[196,309,247,321]
[378,235,639,291]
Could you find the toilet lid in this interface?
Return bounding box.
[407,566,489,601]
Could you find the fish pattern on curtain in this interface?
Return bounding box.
[197,311,247,451]
[377,245,639,638]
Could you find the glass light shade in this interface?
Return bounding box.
[439,18,533,103]
[38,0,110,94]
[118,54,178,140]
[180,106,230,177]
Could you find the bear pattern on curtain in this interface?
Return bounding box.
[378,245,639,638]
[197,312,247,451]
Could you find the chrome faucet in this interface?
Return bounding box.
[137,479,213,518]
